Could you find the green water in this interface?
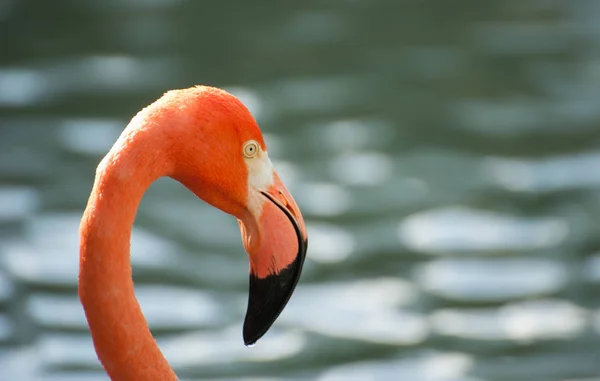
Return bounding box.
[1,0,600,380]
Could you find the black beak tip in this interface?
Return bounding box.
[243,309,268,346]
[243,333,257,347]
[242,245,307,346]
[243,322,261,347]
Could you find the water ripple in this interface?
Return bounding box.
[317,118,394,153]
[471,22,572,55]
[0,270,14,304]
[295,182,351,217]
[432,299,587,342]
[59,119,122,155]
[305,222,354,264]
[1,213,177,287]
[416,258,567,302]
[279,278,427,345]
[584,254,600,283]
[0,347,40,381]
[399,206,568,254]
[39,333,102,368]
[0,69,49,107]
[485,152,600,193]
[0,314,11,342]
[318,351,478,381]
[0,186,39,224]
[143,199,241,251]
[160,328,306,367]
[281,11,346,45]
[27,286,221,331]
[86,0,185,10]
[265,76,365,114]
[329,152,393,186]
[26,372,108,381]
[0,56,179,106]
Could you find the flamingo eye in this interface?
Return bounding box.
[243,140,260,158]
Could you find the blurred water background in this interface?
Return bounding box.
[2,0,600,380]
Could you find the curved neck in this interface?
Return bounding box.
[78,128,178,381]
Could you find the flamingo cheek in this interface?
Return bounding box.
[248,201,298,278]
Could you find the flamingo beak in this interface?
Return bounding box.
[238,174,307,346]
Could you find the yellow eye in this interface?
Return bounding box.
[243,140,259,158]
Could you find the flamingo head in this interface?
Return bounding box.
[165,86,307,345]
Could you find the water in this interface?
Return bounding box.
[1,0,600,380]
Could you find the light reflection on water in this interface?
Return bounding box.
[0,56,179,107]
[59,119,122,155]
[485,152,600,193]
[329,152,394,186]
[160,328,306,368]
[2,213,176,287]
[279,278,427,345]
[1,0,600,380]
[28,286,223,331]
[304,222,354,263]
[0,186,39,223]
[399,206,568,254]
[318,352,477,381]
[296,183,351,217]
[416,258,567,302]
[432,299,587,342]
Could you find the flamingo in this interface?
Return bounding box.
[78,86,308,381]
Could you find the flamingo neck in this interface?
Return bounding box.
[78,127,178,381]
